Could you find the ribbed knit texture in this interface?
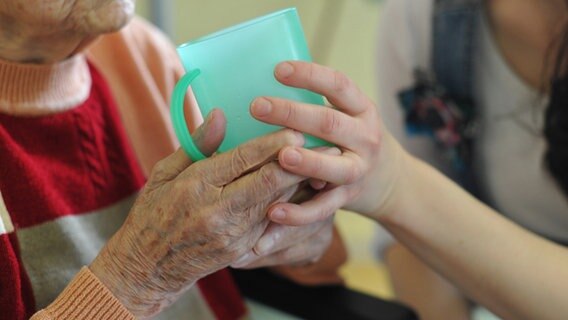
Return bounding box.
[0,55,91,115]
[32,267,134,320]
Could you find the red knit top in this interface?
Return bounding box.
[0,58,245,320]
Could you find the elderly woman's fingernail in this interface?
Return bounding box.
[256,236,275,255]
[251,98,272,117]
[282,148,302,166]
[276,62,294,78]
[270,208,287,221]
[231,253,253,268]
[205,110,216,125]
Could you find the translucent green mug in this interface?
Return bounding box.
[171,7,330,161]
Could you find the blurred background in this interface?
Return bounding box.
[135,0,392,300]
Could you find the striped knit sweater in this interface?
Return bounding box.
[0,28,245,320]
[0,16,346,320]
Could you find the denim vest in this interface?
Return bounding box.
[433,0,481,105]
[399,0,482,196]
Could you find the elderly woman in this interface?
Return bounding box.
[0,1,346,319]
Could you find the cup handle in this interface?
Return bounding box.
[171,69,208,162]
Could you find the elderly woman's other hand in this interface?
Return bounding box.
[229,147,342,271]
[230,216,336,270]
[90,109,306,318]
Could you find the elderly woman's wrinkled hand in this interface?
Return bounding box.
[230,216,335,269]
[90,111,306,318]
[229,155,341,269]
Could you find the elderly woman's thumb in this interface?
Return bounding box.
[192,108,227,157]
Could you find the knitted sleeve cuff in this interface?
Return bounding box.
[31,267,135,320]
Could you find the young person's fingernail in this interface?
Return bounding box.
[276,62,294,78]
[252,98,272,117]
[283,149,302,166]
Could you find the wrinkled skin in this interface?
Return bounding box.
[91,122,307,317]
[0,0,134,62]
[89,110,338,318]
[233,216,335,269]
[1,2,340,316]
[231,184,336,269]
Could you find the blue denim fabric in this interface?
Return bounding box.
[433,0,481,106]
[432,0,483,195]
[398,0,483,194]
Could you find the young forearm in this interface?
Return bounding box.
[240,59,568,318]
[378,155,568,320]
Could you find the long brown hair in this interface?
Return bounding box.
[545,5,568,197]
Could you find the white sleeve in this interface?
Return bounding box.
[376,0,455,177]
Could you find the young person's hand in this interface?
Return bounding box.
[250,61,408,225]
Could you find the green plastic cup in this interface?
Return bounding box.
[171,7,330,161]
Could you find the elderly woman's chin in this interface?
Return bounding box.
[0,0,136,63]
[81,0,136,34]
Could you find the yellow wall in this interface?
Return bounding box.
[136,0,382,100]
